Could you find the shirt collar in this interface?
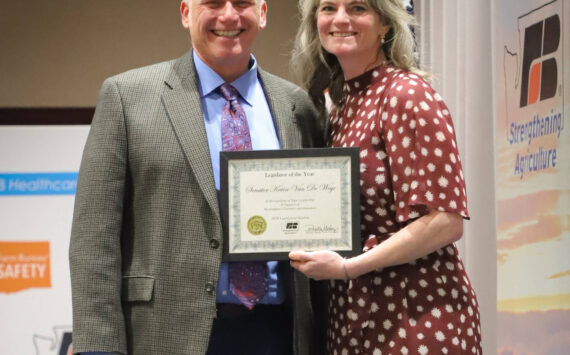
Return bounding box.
[193,50,258,107]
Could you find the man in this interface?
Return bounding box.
[69,1,323,354]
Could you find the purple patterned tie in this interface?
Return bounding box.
[220,83,269,309]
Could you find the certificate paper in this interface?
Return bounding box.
[220,148,360,261]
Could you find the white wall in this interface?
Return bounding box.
[415,1,497,353]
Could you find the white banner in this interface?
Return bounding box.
[494,0,570,353]
[0,126,89,355]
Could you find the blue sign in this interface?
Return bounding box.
[0,173,78,195]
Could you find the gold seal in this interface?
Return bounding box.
[247,216,267,235]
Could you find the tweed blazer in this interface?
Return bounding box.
[69,51,323,355]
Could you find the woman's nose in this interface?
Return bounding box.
[332,6,350,25]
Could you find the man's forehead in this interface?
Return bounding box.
[187,0,264,4]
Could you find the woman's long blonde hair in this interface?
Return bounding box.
[291,0,424,110]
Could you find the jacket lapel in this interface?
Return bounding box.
[258,70,301,149]
[161,51,221,223]
[160,61,304,224]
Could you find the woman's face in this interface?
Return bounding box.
[316,0,390,75]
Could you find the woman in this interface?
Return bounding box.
[289,1,482,354]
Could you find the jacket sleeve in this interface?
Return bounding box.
[69,78,129,354]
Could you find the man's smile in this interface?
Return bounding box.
[212,29,244,37]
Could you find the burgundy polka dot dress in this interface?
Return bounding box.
[326,65,482,354]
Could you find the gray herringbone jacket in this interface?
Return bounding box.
[69,51,323,355]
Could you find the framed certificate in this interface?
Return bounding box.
[220,147,361,261]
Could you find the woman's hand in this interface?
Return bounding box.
[290,210,464,280]
[289,250,346,280]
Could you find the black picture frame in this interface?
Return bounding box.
[220,147,361,261]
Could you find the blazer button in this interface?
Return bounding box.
[209,239,220,249]
[205,282,215,294]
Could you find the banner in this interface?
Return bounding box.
[0,126,89,355]
[494,0,569,353]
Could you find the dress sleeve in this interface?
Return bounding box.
[379,75,469,224]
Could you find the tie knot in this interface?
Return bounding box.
[219,83,239,102]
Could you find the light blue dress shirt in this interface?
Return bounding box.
[193,51,284,305]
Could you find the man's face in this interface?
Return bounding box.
[181,0,267,76]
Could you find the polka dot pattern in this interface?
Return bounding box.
[326,65,481,354]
